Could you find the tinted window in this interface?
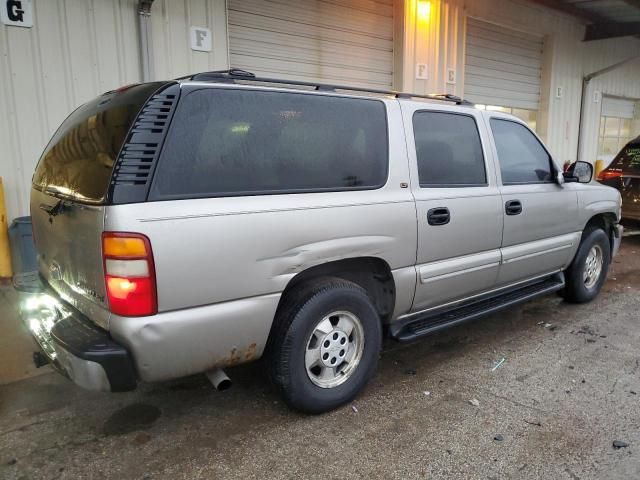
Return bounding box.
[609,142,640,174]
[490,119,552,184]
[412,112,486,187]
[32,82,164,203]
[150,89,388,198]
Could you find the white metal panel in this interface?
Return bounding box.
[150,0,229,80]
[602,96,635,119]
[464,17,543,110]
[0,0,142,221]
[227,0,394,88]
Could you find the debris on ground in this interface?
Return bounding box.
[423,391,431,397]
[351,405,358,413]
[469,398,480,407]
[544,323,552,328]
[613,440,629,449]
[404,368,417,375]
[6,458,17,466]
[491,358,506,371]
[494,434,504,442]
[524,419,542,427]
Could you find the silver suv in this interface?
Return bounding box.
[22,69,622,413]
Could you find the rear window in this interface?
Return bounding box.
[149,88,388,199]
[609,143,640,174]
[32,82,165,203]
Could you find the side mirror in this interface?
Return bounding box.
[563,161,593,184]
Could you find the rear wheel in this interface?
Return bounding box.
[562,228,610,303]
[268,278,381,413]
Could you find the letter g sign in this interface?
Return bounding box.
[1,0,33,27]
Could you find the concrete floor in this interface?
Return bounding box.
[1,235,639,480]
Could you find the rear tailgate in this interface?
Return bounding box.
[30,82,167,329]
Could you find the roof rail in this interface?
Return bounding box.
[180,68,473,106]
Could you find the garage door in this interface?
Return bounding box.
[227,0,394,89]
[464,18,543,110]
[602,97,635,119]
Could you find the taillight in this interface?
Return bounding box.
[598,170,622,181]
[102,232,157,316]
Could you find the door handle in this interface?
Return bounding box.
[427,207,450,226]
[505,199,522,216]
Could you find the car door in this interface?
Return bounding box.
[402,104,503,312]
[486,114,582,287]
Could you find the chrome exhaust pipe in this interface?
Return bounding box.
[206,368,232,391]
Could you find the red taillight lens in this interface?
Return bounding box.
[598,170,622,181]
[102,232,157,317]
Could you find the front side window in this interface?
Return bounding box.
[490,118,552,184]
[412,111,486,187]
[150,89,388,199]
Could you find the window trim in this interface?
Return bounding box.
[147,86,390,201]
[489,117,556,186]
[411,109,489,188]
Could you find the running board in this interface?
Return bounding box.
[390,274,565,342]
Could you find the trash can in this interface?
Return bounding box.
[9,216,37,275]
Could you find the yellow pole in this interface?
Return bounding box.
[594,159,605,179]
[0,177,13,280]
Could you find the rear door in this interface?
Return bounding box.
[30,82,165,328]
[486,114,581,286]
[402,104,503,312]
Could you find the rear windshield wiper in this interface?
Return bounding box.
[39,199,64,217]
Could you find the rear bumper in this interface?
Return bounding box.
[19,282,137,392]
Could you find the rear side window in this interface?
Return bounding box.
[32,82,165,203]
[490,119,552,184]
[150,89,388,199]
[609,143,640,174]
[412,111,486,187]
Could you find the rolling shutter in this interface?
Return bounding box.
[602,97,635,119]
[227,0,394,89]
[464,18,543,110]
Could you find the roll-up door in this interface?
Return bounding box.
[227,0,394,89]
[602,97,635,119]
[464,18,543,110]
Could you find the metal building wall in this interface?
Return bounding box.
[397,0,640,167]
[0,0,142,222]
[0,0,229,222]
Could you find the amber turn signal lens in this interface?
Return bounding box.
[103,236,147,257]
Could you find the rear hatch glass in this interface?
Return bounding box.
[609,140,640,176]
[33,82,166,203]
[31,82,165,327]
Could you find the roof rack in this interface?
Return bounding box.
[179,68,473,106]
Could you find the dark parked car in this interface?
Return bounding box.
[598,135,640,222]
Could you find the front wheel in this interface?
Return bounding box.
[268,278,382,413]
[562,228,611,303]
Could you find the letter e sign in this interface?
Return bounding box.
[1,0,33,27]
[190,26,212,52]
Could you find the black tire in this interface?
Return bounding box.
[562,228,611,303]
[268,277,382,413]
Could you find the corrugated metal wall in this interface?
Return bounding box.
[0,0,229,221]
[0,0,142,223]
[399,0,640,166]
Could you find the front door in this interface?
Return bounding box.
[486,115,581,287]
[403,106,503,312]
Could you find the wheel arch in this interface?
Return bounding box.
[583,212,617,257]
[275,257,396,324]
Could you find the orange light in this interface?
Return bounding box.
[103,236,147,257]
[417,0,431,20]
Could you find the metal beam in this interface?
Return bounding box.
[584,22,640,41]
